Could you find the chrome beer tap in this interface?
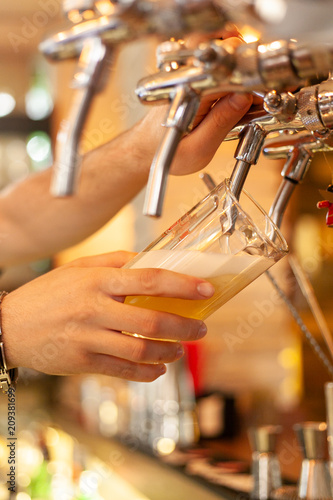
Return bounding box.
[143,84,201,216]
[51,37,110,196]
[41,0,117,196]
[222,89,299,201]
[264,130,333,228]
[136,39,333,103]
[40,0,229,197]
[225,78,333,201]
[142,38,236,216]
[138,38,333,216]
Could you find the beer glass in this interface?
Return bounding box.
[124,179,288,320]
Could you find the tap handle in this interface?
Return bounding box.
[143,85,200,217]
[51,37,109,197]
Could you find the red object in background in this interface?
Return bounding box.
[184,341,203,395]
[317,200,333,227]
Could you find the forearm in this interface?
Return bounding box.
[0,124,150,266]
[0,86,252,267]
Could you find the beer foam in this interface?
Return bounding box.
[128,249,265,278]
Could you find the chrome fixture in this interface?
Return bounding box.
[248,425,282,500]
[294,422,331,499]
[135,28,333,216]
[40,0,226,197]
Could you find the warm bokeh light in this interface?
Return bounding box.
[99,400,118,426]
[277,347,300,370]
[254,0,287,24]
[25,87,53,121]
[240,26,260,44]
[95,0,115,16]
[155,437,176,456]
[26,132,53,170]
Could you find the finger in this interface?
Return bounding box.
[87,352,167,382]
[94,300,208,341]
[191,93,229,129]
[90,329,185,364]
[101,267,215,300]
[69,251,137,269]
[172,92,253,175]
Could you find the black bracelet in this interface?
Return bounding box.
[0,292,18,393]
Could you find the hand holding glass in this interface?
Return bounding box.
[124,179,288,320]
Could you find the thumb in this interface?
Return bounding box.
[172,92,253,175]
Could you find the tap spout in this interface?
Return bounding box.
[229,122,267,199]
[51,37,110,197]
[143,85,200,217]
[265,130,333,227]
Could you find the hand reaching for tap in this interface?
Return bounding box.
[134,35,254,175]
[1,251,214,382]
[0,42,253,266]
[0,37,254,266]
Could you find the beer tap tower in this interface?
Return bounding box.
[40,0,333,222]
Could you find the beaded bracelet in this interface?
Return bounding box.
[0,292,18,394]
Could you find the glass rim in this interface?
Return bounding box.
[223,178,289,255]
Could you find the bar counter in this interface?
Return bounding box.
[0,377,305,499]
[54,411,301,500]
[57,416,240,500]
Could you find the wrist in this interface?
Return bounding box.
[0,292,18,393]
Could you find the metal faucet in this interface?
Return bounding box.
[136,39,333,102]
[143,84,200,216]
[41,0,119,196]
[41,0,225,61]
[264,130,333,228]
[137,39,333,216]
[41,0,333,218]
[40,0,226,197]
[224,79,333,203]
[51,37,110,196]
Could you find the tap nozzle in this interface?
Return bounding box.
[143,85,200,217]
[51,37,109,197]
[264,130,333,228]
[229,122,267,199]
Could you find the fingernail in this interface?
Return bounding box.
[176,343,185,358]
[229,93,252,111]
[197,282,215,297]
[197,322,208,339]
